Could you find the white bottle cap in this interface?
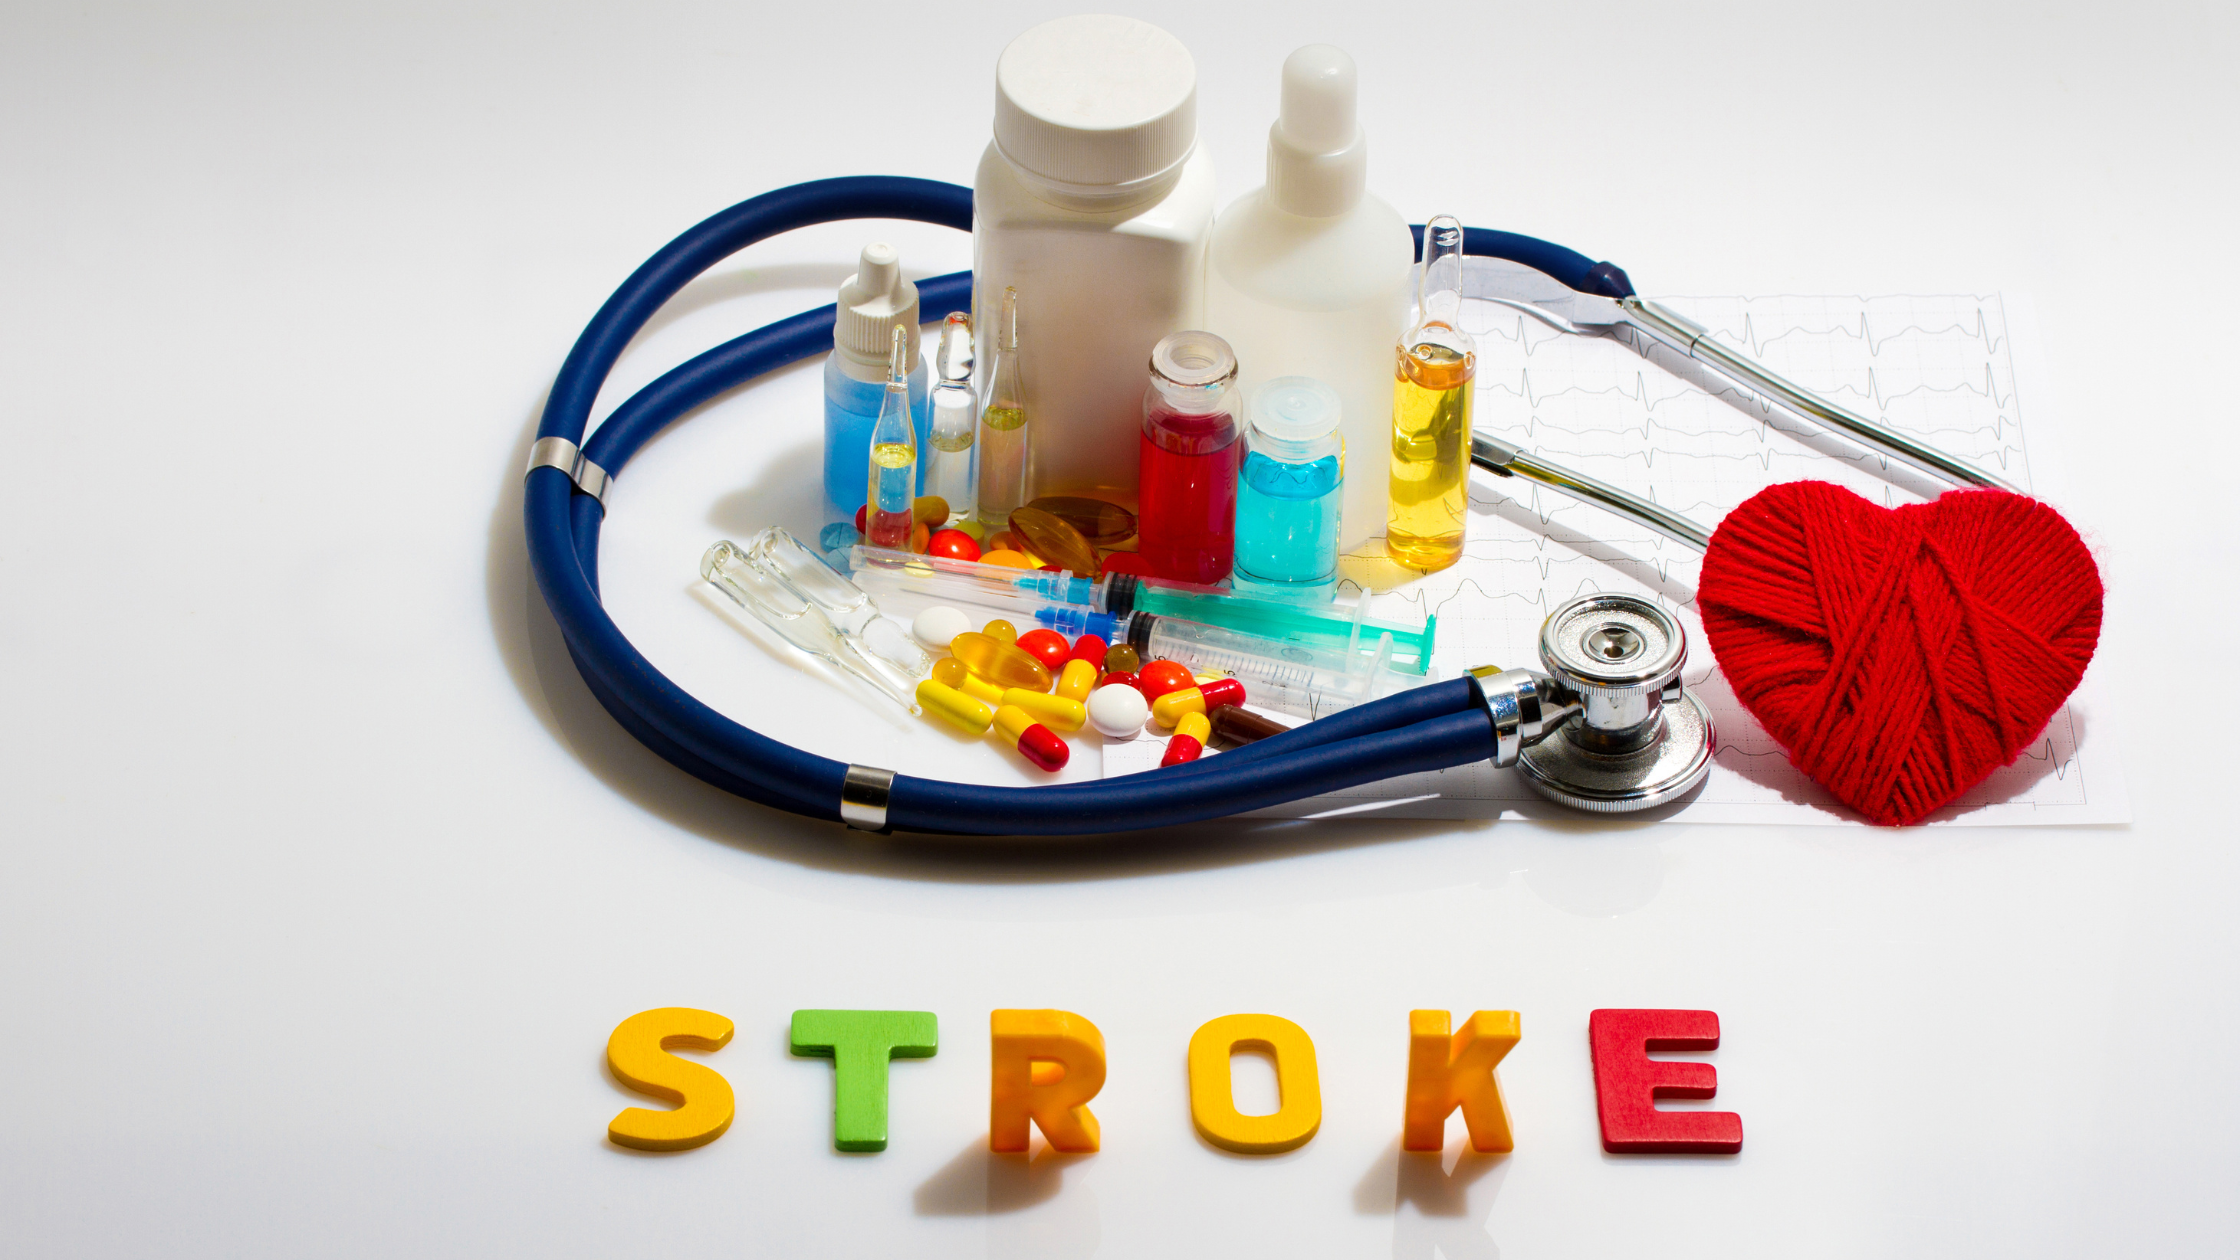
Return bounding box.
[834,243,920,370]
[994,15,1198,201]
[1249,376,1344,464]
[1266,45,1367,219]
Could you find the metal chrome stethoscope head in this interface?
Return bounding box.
[1467,593,1715,813]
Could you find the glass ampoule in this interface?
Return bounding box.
[1386,216,1474,573]
[864,326,918,549]
[975,287,1029,526]
[924,312,978,523]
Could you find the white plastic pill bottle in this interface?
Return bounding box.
[1206,45,1413,551]
[973,14,1215,506]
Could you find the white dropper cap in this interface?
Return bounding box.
[994,15,1198,203]
[1265,44,1367,219]
[834,243,921,369]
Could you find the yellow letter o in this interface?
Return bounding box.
[1187,1014,1321,1154]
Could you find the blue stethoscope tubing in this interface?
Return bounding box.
[524,177,1637,835]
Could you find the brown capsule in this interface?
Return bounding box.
[1208,704,1291,748]
[1103,643,1142,675]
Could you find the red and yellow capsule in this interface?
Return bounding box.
[1161,711,1212,766]
[993,704,1069,772]
[1151,677,1247,728]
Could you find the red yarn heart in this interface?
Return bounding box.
[1698,482,2102,826]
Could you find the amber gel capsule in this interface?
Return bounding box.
[1103,643,1143,675]
[1208,704,1289,747]
[949,631,1053,692]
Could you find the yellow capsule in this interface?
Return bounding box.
[913,495,950,527]
[1174,710,1212,744]
[916,680,994,734]
[982,619,1018,644]
[949,631,1052,692]
[931,656,967,688]
[957,672,1005,705]
[1000,687,1086,734]
[1055,658,1099,703]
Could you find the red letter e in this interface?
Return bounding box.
[1588,1009,1742,1154]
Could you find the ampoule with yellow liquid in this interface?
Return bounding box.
[1386,216,1474,573]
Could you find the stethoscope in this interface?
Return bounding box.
[524,177,2007,835]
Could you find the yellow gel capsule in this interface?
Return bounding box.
[1055,659,1099,703]
[931,656,967,688]
[952,517,988,542]
[1174,710,1212,745]
[913,495,951,527]
[957,672,1005,705]
[982,619,1018,644]
[1000,687,1087,734]
[980,550,1034,569]
[949,632,1053,692]
[917,680,995,734]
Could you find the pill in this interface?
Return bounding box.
[949,632,1051,692]
[931,656,967,688]
[1137,659,1196,700]
[913,606,972,650]
[1103,643,1142,675]
[1152,678,1248,728]
[1209,704,1289,747]
[1087,683,1149,738]
[993,704,1069,772]
[1096,670,1150,702]
[1007,506,1101,577]
[1068,634,1109,670]
[1161,711,1211,767]
[1001,687,1086,734]
[958,672,1005,705]
[982,619,1018,643]
[917,680,994,734]
[913,496,950,527]
[1055,658,1100,703]
[1014,628,1071,672]
[980,550,1033,569]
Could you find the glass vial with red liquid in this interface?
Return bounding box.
[1138,330,1243,583]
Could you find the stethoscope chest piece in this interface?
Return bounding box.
[1473,594,1716,814]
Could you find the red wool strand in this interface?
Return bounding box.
[1698,482,2103,826]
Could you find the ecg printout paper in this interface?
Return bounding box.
[1103,287,2129,826]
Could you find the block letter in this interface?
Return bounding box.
[788,1010,938,1152]
[605,1007,735,1151]
[1402,1009,1520,1152]
[1188,1013,1322,1154]
[1588,1008,1742,1153]
[990,1009,1105,1152]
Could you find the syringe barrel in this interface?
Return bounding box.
[1130,614,1419,718]
[846,545,1101,615]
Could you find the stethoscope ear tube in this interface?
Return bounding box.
[526,177,1626,835]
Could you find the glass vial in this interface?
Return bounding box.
[1138,330,1243,584]
[864,327,918,549]
[1386,216,1474,572]
[1234,376,1343,593]
[925,312,977,523]
[975,287,1029,526]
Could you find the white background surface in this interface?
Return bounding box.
[2,1,2235,1256]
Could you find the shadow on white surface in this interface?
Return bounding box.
[1354,1135,1511,1258]
[913,1139,1094,1217]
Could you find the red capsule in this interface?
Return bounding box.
[1137,659,1197,700]
[993,704,1070,772]
[1067,634,1109,670]
[1014,628,1073,673]
[1097,670,1149,701]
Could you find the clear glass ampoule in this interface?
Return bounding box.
[924,312,977,523]
[975,287,1029,526]
[864,325,918,549]
[1386,216,1474,573]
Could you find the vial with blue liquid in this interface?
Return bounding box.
[1233,376,1344,595]
[823,243,929,525]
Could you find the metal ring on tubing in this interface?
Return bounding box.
[524,176,1632,835]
